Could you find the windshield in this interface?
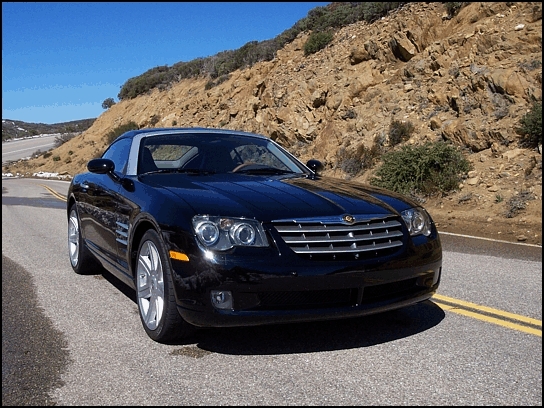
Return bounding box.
[138,133,308,176]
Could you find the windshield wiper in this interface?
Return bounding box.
[234,167,295,175]
[176,168,217,175]
[140,168,216,175]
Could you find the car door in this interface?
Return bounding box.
[80,138,132,270]
[114,183,138,275]
[79,174,122,265]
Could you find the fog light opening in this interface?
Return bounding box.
[433,267,441,286]
[211,290,233,310]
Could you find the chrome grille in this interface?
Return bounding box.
[271,215,405,260]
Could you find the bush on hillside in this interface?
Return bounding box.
[360,2,406,23]
[505,190,536,218]
[444,2,464,17]
[54,133,77,147]
[102,98,116,110]
[370,141,472,196]
[104,121,139,145]
[516,101,542,148]
[336,137,384,177]
[388,119,415,146]
[302,4,360,31]
[304,31,334,55]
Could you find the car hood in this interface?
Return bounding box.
[150,174,415,221]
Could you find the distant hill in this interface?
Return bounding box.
[1,118,96,141]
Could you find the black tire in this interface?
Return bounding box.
[68,204,101,275]
[135,229,195,343]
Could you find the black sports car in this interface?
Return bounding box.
[67,127,442,343]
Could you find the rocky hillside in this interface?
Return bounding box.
[3,2,542,245]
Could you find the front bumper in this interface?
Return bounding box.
[171,245,442,327]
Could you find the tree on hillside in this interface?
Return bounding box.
[102,97,116,110]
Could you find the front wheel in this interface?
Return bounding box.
[136,229,195,343]
[68,204,101,275]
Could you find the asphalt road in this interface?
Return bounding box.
[2,135,59,165]
[2,177,542,406]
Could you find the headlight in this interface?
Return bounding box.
[230,223,256,245]
[192,215,269,250]
[194,221,220,245]
[401,207,432,237]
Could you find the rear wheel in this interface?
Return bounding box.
[68,204,101,275]
[136,229,195,343]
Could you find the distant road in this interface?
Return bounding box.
[2,135,59,164]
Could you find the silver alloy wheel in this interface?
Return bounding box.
[68,208,80,267]
[136,240,165,331]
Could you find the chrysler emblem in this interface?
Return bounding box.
[342,214,355,224]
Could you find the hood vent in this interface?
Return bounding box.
[271,215,404,261]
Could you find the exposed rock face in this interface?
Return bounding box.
[20,2,540,175]
[4,2,542,245]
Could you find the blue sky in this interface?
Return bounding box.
[2,2,329,124]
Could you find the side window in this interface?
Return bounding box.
[102,138,132,175]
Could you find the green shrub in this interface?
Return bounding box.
[118,65,172,100]
[388,119,415,146]
[505,191,535,218]
[370,141,472,196]
[204,74,231,90]
[102,98,116,110]
[52,155,61,162]
[336,137,383,177]
[336,147,362,176]
[444,2,464,17]
[516,101,542,148]
[518,59,541,72]
[303,3,360,31]
[361,2,405,23]
[104,121,139,145]
[304,31,334,55]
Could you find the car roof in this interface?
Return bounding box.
[115,127,269,142]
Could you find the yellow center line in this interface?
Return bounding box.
[432,294,542,337]
[39,184,67,201]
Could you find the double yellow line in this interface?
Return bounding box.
[39,184,67,201]
[432,294,542,337]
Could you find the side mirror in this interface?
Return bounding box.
[87,159,115,174]
[306,159,323,175]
